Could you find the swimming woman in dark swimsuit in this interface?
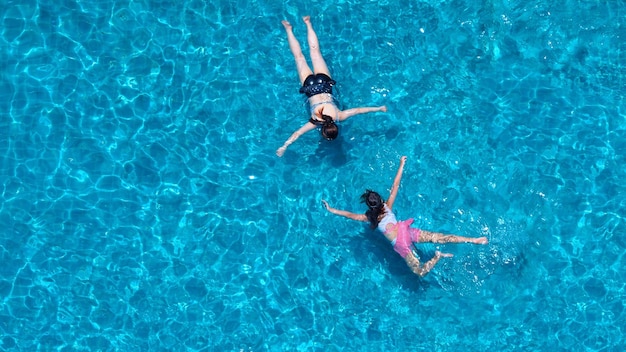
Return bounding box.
[276,16,387,157]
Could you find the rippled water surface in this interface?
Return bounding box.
[1,0,625,350]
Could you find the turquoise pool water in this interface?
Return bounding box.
[1,0,625,350]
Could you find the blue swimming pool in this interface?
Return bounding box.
[1,0,625,350]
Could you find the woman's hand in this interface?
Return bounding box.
[322,200,338,215]
[400,156,407,165]
[321,200,366,221]
[276,146,287,157]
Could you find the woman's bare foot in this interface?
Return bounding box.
[281,20,292,30]
[474,237,488,245]
[435,251,454,258]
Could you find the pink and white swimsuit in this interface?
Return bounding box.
[377,206,422,258]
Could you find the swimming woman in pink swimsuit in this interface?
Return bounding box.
[322,156,488,277]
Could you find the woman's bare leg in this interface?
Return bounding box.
[302,16,331,76]
[419,230,488,245]
[282,20,313,84]
[405,251,453,277]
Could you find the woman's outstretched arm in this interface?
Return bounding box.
[337,106,387,121]
[276,122,316,156]
[322,200,367,222]
[386,156,406,210]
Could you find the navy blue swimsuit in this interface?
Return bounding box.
[299,73,336,98]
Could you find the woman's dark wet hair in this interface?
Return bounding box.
[360,189,384,229]
[320,114,338,140]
